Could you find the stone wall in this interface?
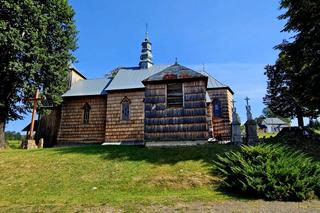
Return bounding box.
[207,88,233,140]
[57,96,107,144]
[105,91,145,143]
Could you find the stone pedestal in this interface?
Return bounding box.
[21,139,38,150]
[38,138,44,149]
[245,120,258,145]
[231,122,242,146]
[231,105,242,146]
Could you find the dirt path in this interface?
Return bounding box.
[1,200,320,212]
[138,200,320,213]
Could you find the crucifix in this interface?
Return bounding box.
[245,96,252,120]
[26,89,43,140]
[245,96,250,106]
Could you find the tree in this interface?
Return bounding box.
[0,0,77,148]
[261,107,291,124]
[264,0,320,127]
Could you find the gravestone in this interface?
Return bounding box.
[231,100,242,146]
[244,97,258,145]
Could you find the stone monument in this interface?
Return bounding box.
[231,100,242,146]
[21,139,38,149]
[244,97,258,145]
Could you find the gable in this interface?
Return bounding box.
[143,63,207,83]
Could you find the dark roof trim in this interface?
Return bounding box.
[62,94,107,99]
[207,86,234,95]
[142,76,208,85]
[22,120,39,131]
[107,88,145,93]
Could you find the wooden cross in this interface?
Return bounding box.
[26,89,43,140]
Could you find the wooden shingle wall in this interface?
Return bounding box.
[105,91,144,143]
[144,80,208,141]
[207,89,233,140]
[35,107,61,147]
[57,96,106,144]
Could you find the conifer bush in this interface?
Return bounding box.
[214,144,320,201]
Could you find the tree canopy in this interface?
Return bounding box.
[264,0,320,127]
[0,0,77,148]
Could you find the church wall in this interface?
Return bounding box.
[67,69,86,89]
[105,91,144,143]
[207,88,233,140]
[144,80,208,141]
[207,102,213,138]
[57,96,107,144]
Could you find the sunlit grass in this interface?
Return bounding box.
[0,143,236,211]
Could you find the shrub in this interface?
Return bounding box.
[214,144,320,201]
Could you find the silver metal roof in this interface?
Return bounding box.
[106,64,170,91]
[63,64,231,97]
[198,70,226,88]
[263,118,288,125]
[62,78,111,97]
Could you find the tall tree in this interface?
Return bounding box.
[264,0,320,127]
[0,0,77,148]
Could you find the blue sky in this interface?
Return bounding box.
[7,0,291,132]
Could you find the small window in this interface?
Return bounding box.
[121,97,130,121]
[213,99,222,117]
[167,83,183,108]
[82,103,91,124]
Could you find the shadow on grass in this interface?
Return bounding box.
[53,144,238,165]
[53,144,247,200]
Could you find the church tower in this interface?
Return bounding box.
[139,26,153,69]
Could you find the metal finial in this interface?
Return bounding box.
[175,57,178,65]
[145,23,149,39]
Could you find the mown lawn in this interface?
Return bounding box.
[257,132,278,139]
[0,142,237,212]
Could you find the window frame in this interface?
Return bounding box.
[166,83,184,108]
[82,102,91,124]
[212,98,222,117]
[121,97,131,121]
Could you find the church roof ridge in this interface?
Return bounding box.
[143,63,207,83]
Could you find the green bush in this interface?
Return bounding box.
[214,144,320,201]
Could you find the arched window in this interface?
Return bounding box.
[82,103,91,124]
[121,97,131,121]
[213,99,222,117]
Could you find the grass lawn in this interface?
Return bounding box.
[0,142,237,212]
[257,132,278,139]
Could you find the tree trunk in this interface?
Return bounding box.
[297,112,304,128]
[0,119,6,149]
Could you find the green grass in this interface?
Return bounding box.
[6,140,21,149]
[313,129,320,135]
[0,143,236,211]
[258,132,278,139]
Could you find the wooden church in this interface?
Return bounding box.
[56,33,234,146]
